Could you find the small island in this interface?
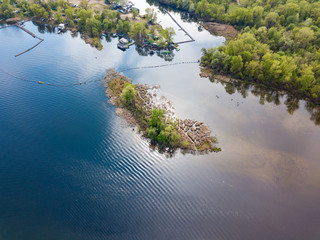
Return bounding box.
[103,69,221,154]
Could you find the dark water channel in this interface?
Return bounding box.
[0,1,320,239]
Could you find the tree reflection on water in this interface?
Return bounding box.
[208,76,320,126]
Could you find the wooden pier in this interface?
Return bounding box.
[15,24,44,41]
[0,25,14,29]
[163,9,195,45]
[14,24,44,57]
[0,23,44,56]
[15,39,44,57]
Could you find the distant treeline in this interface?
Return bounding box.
[152,0,320,102]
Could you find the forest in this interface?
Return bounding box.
[153,0,320,103]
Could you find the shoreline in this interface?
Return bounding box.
[200,67,320,105]
[1,0,176,52]
[202,22,238,41]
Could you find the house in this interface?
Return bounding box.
[58,24,65,30]
[119,38,128,44]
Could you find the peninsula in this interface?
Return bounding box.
[1,0,176,51]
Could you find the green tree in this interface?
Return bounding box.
[122,20,130,33]
[65,7,74,21]
[77,8,93,30]
[149,108,165,134]
[130,22,147,43]
[230,55,243,75]
[265,12,279,28]
[188,2,195,13]
[161,27,175,43]
[145,8,157,24]
[54,11,63,23]
[158,123,180,148]
[79,0,89,10]
[85,17,101,37]
[132,9,138,19]
[298,65,315,93]
[156,38,166,48]
[120,83,136,106]
[103,18,113,30]
[29,4,49,19]
[253,6,264,26]
[116,20,123,32]
[294,27,314,49]
[0,2,14,18]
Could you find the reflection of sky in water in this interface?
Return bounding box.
[1,11,320,194]
[1,10,320,240]
[59,17,320,192]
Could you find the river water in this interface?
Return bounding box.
[0,1,320,240]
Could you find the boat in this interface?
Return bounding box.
[117,43,128,50]
[160,50,171,54]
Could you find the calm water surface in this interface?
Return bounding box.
[1,1,320,239]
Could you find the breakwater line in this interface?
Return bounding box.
[15,24,43,41]
[0,25,13,29]
[0,61,199,87]
[118,60,199,72]
[15,39,44,57]
[162,9,195,44]
[0,67,100,87]
[0,23,44,57]
[14,24,44,57]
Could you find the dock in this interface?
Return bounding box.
[15,39,44,57]
[0,25,13,29]
[15,24,44,41]
[0,23,44,57]
[163,9,195,45]
[14,24,44,57]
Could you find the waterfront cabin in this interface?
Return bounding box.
[58,24,65,30]
[119,38,129,44]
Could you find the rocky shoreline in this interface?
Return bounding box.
[200,67,235,83]
[103,69,220,154]
[203,22,238,41]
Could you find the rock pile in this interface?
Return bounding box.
[103,69,220,153]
